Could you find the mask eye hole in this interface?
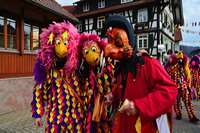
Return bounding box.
[108,36,113,43]
[84,49,89,54]
[115,38,123,47]
[55,39,61,45]
[91,46,97,52]
[64,40,68,45]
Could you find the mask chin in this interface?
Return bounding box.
[85,55,100,67]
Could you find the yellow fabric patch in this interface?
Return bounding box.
[135,117,141,133]
[76,125,80,130]
[47,33,53,44]
[68,123,72,130]
[53,71,58,78]
[36,109,41,114]
[74,81,78,86]
[104,74,108,79]
[72,114,76,118]
[62,31,68,39]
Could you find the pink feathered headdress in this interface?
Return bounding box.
[78,33,107,52]
[38,21,80,72]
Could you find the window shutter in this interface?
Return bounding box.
[148,7,153,21]
[82,20,86,32]
[133,10,137,23]
[93,17,97,30]
[148,34,154,48]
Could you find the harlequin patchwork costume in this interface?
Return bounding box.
[100,15,177,133]
[78,33,114,133]
[31,22,85,133]
[165,52,199,123]
[189,55,200,101]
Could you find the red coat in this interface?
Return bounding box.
[112,56,177,133]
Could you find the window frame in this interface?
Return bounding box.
[0,16,18,51]
[83,2,89,12]
[32,26,40,51]
[24,23,31,51]
[138,9,148,23]
[76,24,82,32]
[24,22,40,52]
[121,0,133,4]
[98,0,105,9]
[97,16,105,29]
[137,34,148,49]
[0,16,5,48]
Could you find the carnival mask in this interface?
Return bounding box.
[82,40,101,67]
[53,32,69,59]
[104,28,133,61]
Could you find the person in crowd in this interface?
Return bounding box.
[101,14,178,133]
[189,55,200,101]
[165,51,199,123]
[163,49,173,66]
[78,33,114,133]
[31,22,86,132]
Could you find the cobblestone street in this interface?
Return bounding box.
[0,102,200,133]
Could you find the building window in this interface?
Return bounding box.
[137,34,148,49]
[138,9,148,22]
[24,23,31,51]
[98,0,105,9]
[33,26,39,51]
[121,0,133,4]
[24,23,40,51]
[0,16,4,48]
[7,18,17,49]
[83,3,89,12]
[97,16,105,29]
[76,24,82,32]
[0,16,18,50]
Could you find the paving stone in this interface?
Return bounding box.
[0,102,200,133]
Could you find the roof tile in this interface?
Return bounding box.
[31,0,78,21]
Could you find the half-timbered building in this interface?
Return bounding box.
[64,0,184,61]
[0,0,78,114]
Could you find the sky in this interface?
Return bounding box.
[180,0,200,46]
[56,0,77,6]
[56,0,200,47]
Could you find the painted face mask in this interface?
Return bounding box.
[82,40,101,67]
[53,32,69,59]
[104,28,133,61]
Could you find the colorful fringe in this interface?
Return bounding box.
[82,58,115,133]
[166,62,197,119]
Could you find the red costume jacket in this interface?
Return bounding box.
[113,56,177,133]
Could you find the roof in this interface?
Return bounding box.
[74,0,86,4]
[174,28,182,42]
[24,0,79,23]
[171,0,184,26]
[75,0,153,17]
[63,6,77,16]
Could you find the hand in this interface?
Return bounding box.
[137,49,148,56]
[120,101,139,116]
[34,118,43,127]
[104,93,114,105]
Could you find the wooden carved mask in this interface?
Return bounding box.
[104,28,133,61]
[82,40,101,67]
